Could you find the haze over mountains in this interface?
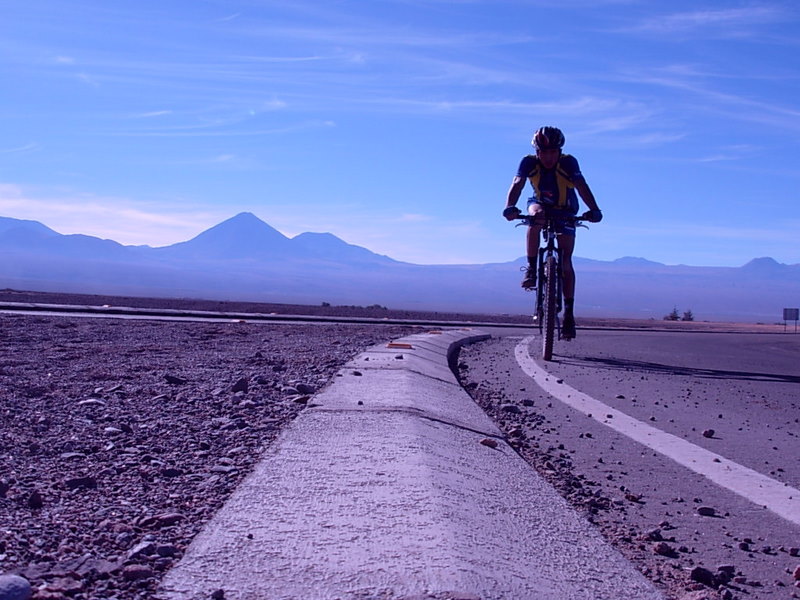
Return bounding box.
[1,212,798,322]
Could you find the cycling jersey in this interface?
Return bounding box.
[516,153,584,215]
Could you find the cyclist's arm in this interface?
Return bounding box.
[506,176,526,209]
[575,178,601,213]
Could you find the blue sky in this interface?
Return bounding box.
[1,0,799,266]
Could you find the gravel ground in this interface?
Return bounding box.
[455,335,800,600]
[1,289,792,600]
[0,311,415,599]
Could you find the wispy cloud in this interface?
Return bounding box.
[626,6,783,36]
[0,143,39,154]
[108,119,335,138]
[132,110,173,118]
[0,184,228,246]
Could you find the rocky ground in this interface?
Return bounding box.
[455,337,800,600]
[0,307,415,599]
[1,289,793,600]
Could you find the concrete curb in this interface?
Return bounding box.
[158,329,665,600]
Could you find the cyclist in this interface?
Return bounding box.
[503,126,602,339]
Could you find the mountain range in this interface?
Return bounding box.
[1,212,798,322]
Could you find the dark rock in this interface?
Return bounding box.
[164,374,187,385]
[500,404,521,414]
[127,541,157,559]
[41,576,83,595]
[653,541,676,557]
[702,429,715,438]
[232,378,249,393]
[27,490,43,510]
[643,529,663,542]
[156,544,179,558]
[122,564,153,581]
[690,566,717,587]
[64,475,97,490]
[696,506,716,517]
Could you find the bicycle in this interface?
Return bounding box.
[514,211,588,361]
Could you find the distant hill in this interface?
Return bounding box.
[0,213,798,322]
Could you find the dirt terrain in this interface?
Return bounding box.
[456,333,800,600]
[0,297,415,599]
[0,289,792,599]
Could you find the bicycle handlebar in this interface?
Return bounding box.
[512,214,587,223]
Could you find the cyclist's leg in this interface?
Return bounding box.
[557,232,577,338]
[526,201,544,256]
[558,234,576,299]
[522,202,544,288]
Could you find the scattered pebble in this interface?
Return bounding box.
[0,575,32,600]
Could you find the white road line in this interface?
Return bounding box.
[515,336,800,527]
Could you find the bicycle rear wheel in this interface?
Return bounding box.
[541,254,557,361]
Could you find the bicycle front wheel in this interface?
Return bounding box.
[541,254,557,361]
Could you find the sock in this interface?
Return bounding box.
[564,297,575,317]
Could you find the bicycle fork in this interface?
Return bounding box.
[535,247,565,329]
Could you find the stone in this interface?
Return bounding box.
[794,564,800,580]
[653,541,675,557]
[295,383,316,394]
[690,566,717,587]
[643,528,663,542]
[127,541,157,559]
[156,513,185,527]
[164,374,187,385]
[0,575,32,600]
[77,398,106,407]
[27,490,43,510]
[161,467,183,478]
[122,564,153,581]
[479,438,498,449]
[156,544,179,558]
[696,506,716,517]
[702,429,715,438]
[500,404,521,414]
[42,577,83,595]
[231,378,249,394]
[64,475,97,490]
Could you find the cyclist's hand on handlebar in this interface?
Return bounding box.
[581,209,603,223]
[503,206,521,221]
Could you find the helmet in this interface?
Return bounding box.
[532,126,565,151]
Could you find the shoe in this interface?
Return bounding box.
[562,314,576,339]
[520,266,537,289]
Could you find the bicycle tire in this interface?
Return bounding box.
[542,254,557,361]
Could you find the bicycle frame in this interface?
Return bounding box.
[515,211,584,360]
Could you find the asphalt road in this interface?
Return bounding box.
[458,327,800,598]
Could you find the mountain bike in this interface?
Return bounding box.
[515,212,586,361]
